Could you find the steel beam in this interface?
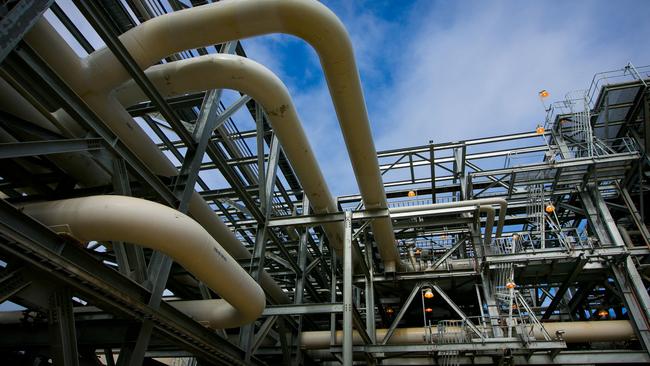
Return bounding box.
[0,0,54,62]
[541,256,587,319]
[48,287,79,366]
[0,138,103,159]
[0,199,258,365]
[0,267,31,304]
[73,0,196,149]
[381,283,422,345]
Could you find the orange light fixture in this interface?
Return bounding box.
[597,309,609,318]
[536,125,545,135]
[408,190,417,198]
[505,282,516,290]
[386,307,394,315]
[539,90,549,98]
[425,307,433,313]
[545,204,555,213]
[424,289,434,299]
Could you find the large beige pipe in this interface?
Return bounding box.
[24,20,288,305]
[114,54,346,259]
[300,320,635,348]
[28,0,401,271]
[20,195,265,328]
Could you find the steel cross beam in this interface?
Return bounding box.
[381,282,422,345]
[0,138,103,159]
[0,0,54,62]
[2,47,177,206]
[0,199,259,365]
[541,256,587,320]
[342,210,354,365]
[48,286,80,366]
[111,158,148,284]
[430,284,483,339]
[73,0,196,149]
[125,82,232,366]
[0,267,31,303]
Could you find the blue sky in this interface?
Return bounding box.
[241,0,650,196]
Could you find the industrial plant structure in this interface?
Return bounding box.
[0,1,649,365]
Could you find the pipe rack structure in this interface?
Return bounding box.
[0,1,650,366]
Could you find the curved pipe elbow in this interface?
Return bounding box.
[114,54,346,253]
[21,195,265,328]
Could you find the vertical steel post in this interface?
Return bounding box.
[293,195,310,366]
[364,237,376,344]
[343,210,353,365]
[49,287,79,366]
[429,140,436,203]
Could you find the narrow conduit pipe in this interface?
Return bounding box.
[26,0,401,271]
[300,320,636,348]
[24,20,289,305]
[114,54,347,259]
[390,198,507,245]
[20,195,265,328]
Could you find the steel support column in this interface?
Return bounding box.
[48,287,79,366]
[342,210,353,365]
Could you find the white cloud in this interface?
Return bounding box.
[374,1,650,150]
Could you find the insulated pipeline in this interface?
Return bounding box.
[27,0,401,271]
[114,54,347,261]
[21,195,265,328]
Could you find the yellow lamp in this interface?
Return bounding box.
[597,309,609,318]
[505,282,516,289]
[539,90,549,98]
[545,204,555,213]
[536,125,545,135]
[423,289,434,299]
[408,190,417,197]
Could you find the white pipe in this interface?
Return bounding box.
[390,198,507,243]
[27,0,401,271]
[114,54,347,259]
[24,20,289,305]
[20,195,265,328]
[300,320,636,348]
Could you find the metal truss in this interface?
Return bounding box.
[0,2,650,365]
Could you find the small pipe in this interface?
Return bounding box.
[390,198,507,242]
[407,247,418,271]
[21,195,265,328]
[618,225,634,247]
